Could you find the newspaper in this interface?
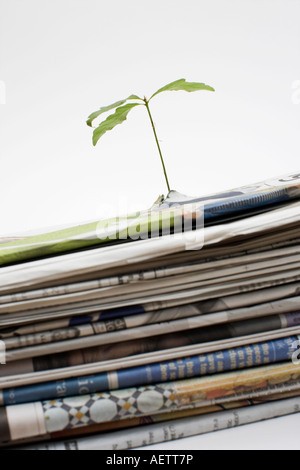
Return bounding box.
[0,201,299,295]
[2,280,299,334]
[5,388,300,448]
[1,279,299,334]
[0,401,245,447]
[1,326,300,387]
[0,335,296,405]
[26,229,300,289]
[0,174,299,450]
[1,242,299,308]
[148,232,300,270]
[21,387,300,444]
[1,268,299,331]
[0,172,299,267]
[1,246,299,315]
[4,307,300,362]
[18,396,300,450]
[1,360,300,446]
[3,299,300,352]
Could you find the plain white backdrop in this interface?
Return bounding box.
[0,0,300,449]
[0,0,300,236]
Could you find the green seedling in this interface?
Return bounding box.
[87,78,214,193]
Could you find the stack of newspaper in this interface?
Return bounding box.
[0,173,300,450]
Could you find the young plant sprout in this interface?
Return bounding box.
[87,79,215,193]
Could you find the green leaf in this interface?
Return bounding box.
[87,100,127,127]
[92,103,141,146]
[87,95,143,127]
[127,94,143,100]
[150,78,215,100]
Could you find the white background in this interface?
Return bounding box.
[0,0,300,449]
[0,0,300,236]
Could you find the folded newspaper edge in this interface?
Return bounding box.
[0,172,299,266]
[0,200,299,295]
